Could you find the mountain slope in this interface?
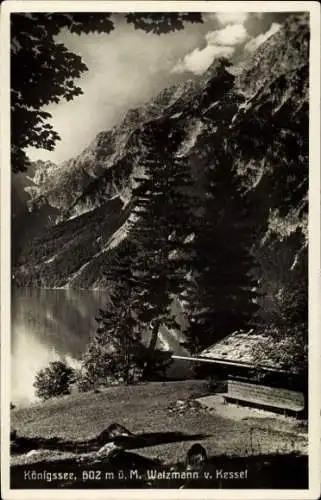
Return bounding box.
[13,14,309,292]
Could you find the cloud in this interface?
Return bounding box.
[172,44,234,75]
[216,12,249,25]
[244,22,281,52]
[172,23,248,75]
[206,24,248,46]
[26,18,205,163]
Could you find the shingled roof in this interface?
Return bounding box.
[199,330,301,373]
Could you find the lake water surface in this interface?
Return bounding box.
[11,288,109,406]
[11,288,190,406]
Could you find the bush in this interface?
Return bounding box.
[75,354,144,393]
[75,341,126,392]
[33,360,75,401]
[76,340,173,393]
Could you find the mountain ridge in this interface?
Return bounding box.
[13,13,309,292]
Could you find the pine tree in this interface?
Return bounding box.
[182,63,259,352]
[185,153,259,352]
[129,122,196,376]
[78,240,144,389]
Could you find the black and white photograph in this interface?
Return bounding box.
[1,1,320,498]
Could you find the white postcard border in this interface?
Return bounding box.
[1,2,320,499]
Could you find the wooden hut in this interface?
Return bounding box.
[172,330,306,418]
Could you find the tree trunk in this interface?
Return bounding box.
[142,321,159,379]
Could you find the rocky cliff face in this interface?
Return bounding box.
[13,14,309,292]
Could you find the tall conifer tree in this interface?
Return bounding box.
[182,61,259,352]
[129,121,195,375]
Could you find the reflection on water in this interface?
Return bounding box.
[11,288,191,407]
[11,288,108,406]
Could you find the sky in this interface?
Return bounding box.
[26,12,290,164]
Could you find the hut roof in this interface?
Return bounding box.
[199,330,299,373]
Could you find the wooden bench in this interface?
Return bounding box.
[223,378,305,417]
